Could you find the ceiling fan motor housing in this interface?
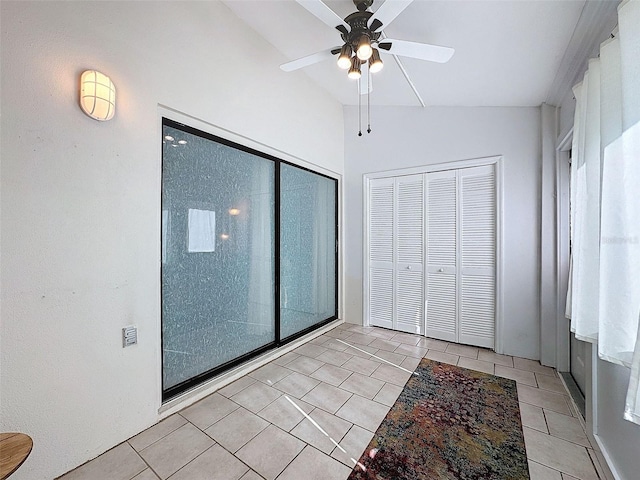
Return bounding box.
[342,8,381,60]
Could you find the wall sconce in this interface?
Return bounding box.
[80,70,116,121]
[228,208,240,216]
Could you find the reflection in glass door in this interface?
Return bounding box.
[162,122,275,398]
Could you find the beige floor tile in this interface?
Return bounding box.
[248,363,292,385]
[544,411,591,447]
[324,329,355,340]
[367,328,397,340]
[369,338,401,352]
[372,349,407,365]
[424,350,460,366]
[168,444,248,480]
[394,343,429,358]
[129,414,187,452]
[339,372,385,399]
[59,443,147,480]
[520,402,548,433]
[495,365,538,387]
[322,338,351,352]
[587,448,613,480]
[132,469,160,480]
[302,382,353,414]
[230,381,282,414]
[139,423,214,479]
[272,371,320,398]
[478,350,514,367]
[514,357,556,376]
[537,374,569,395]
[235,425,304,480]
[336,394,390,432]
[257,395,313,431]
[218,376,257,398]
[400,355,423,371]
[238,470,263,480]
[277,445,353,480]
[309,335,328,345]
[341,342,379,358]
[205,407,269,453]
[373,383,404,407]
[370,363,413,387]
[562,475,580,480]
[523,427,598,480]
[295,343,328,358]
[457,356,495,374]
[390,332,422,346]
[315,350,354,367]
[272,351,301,366]
[284,355,325,375]
[290,407,352,454]
[345,332,377,346]
[518,385,572,416]
[445,343,479,359]
[310,364,353,386]
[341,356,382,376]
[416,337,449,351]
[180,393,239,429]
[331,424,375,467]
[528,460,562,480]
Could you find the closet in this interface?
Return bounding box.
[366,162,497,349]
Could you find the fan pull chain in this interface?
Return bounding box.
[358,79,362,136]
[367,71,371,134]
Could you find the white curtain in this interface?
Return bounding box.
[567,0,640,425]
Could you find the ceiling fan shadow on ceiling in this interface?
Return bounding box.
[280,0,455,135]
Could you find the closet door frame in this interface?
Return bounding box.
[363,155,505,354]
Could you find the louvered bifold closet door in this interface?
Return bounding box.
[459,165,496,348]
[368,177,395,329]
[426,170,458,342]
[395,174,425,334]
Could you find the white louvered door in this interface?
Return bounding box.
[426,170,458,342]
[426,165,496,348]
[459,165,496,348]
[368,178,395,329]
[395,175,425,334]
[368,175,424,333]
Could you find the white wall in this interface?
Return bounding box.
[0,2,344,479]
[344,105,541,360]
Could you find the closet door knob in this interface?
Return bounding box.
[438,268,444,272]
[406,266,412,270]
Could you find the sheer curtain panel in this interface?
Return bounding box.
[567,0,640,424]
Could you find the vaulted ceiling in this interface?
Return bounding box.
[223,0,593,107]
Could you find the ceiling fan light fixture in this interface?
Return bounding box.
[348,56,362,80]
[369,48,383,73]
[337,44,353,69]
[355,34,373,61]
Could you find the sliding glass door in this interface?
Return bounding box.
[161,118,337,400]
[280,164,337,339]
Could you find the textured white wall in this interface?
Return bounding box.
[344,106,541,360]
[0,2,343,479]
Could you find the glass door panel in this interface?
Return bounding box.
[280,164,337,339]
[162,122,275,396]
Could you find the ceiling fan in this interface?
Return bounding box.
[280,0,455,80]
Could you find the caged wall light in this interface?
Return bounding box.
[79,70,116,121]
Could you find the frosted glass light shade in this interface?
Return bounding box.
[356,35,373,61]
[80,70,115,121]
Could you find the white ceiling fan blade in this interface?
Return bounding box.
[368,0,414,30]
[378,39,454,63]
[280,47,340,72]
[296,0,350,32]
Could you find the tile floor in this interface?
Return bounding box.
[60,323,608,480]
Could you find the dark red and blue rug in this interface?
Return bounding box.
[348,359,529,480]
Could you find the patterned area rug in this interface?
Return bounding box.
[348,359,529,480]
